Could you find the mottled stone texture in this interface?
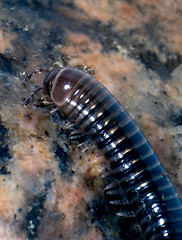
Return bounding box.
[0,0,182,239]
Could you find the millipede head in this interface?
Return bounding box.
[24,67,88,108]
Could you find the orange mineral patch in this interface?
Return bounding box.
[56,180,89,238]
[82,228,104,240]
[13,138,55,176]
[0,29,15,54]
[0,176,23,221]
[74,0,142,29]
[62,33,138,97]
[75,0,111,24]
[140,114,172,166]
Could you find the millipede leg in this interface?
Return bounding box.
[24,68,50,82]
[24,87,43,106]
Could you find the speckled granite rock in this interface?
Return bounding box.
[0,0,182,239]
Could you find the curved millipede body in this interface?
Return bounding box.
[24,67,182,239]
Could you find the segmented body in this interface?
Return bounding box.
[25,67,182,239]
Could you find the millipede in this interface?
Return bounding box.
[24,67,182,239]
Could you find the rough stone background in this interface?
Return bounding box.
[0,0,182,239]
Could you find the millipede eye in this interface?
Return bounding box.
[45,80,53,97]
[48,81,53,92]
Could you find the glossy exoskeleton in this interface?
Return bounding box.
[24,67,182,239]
